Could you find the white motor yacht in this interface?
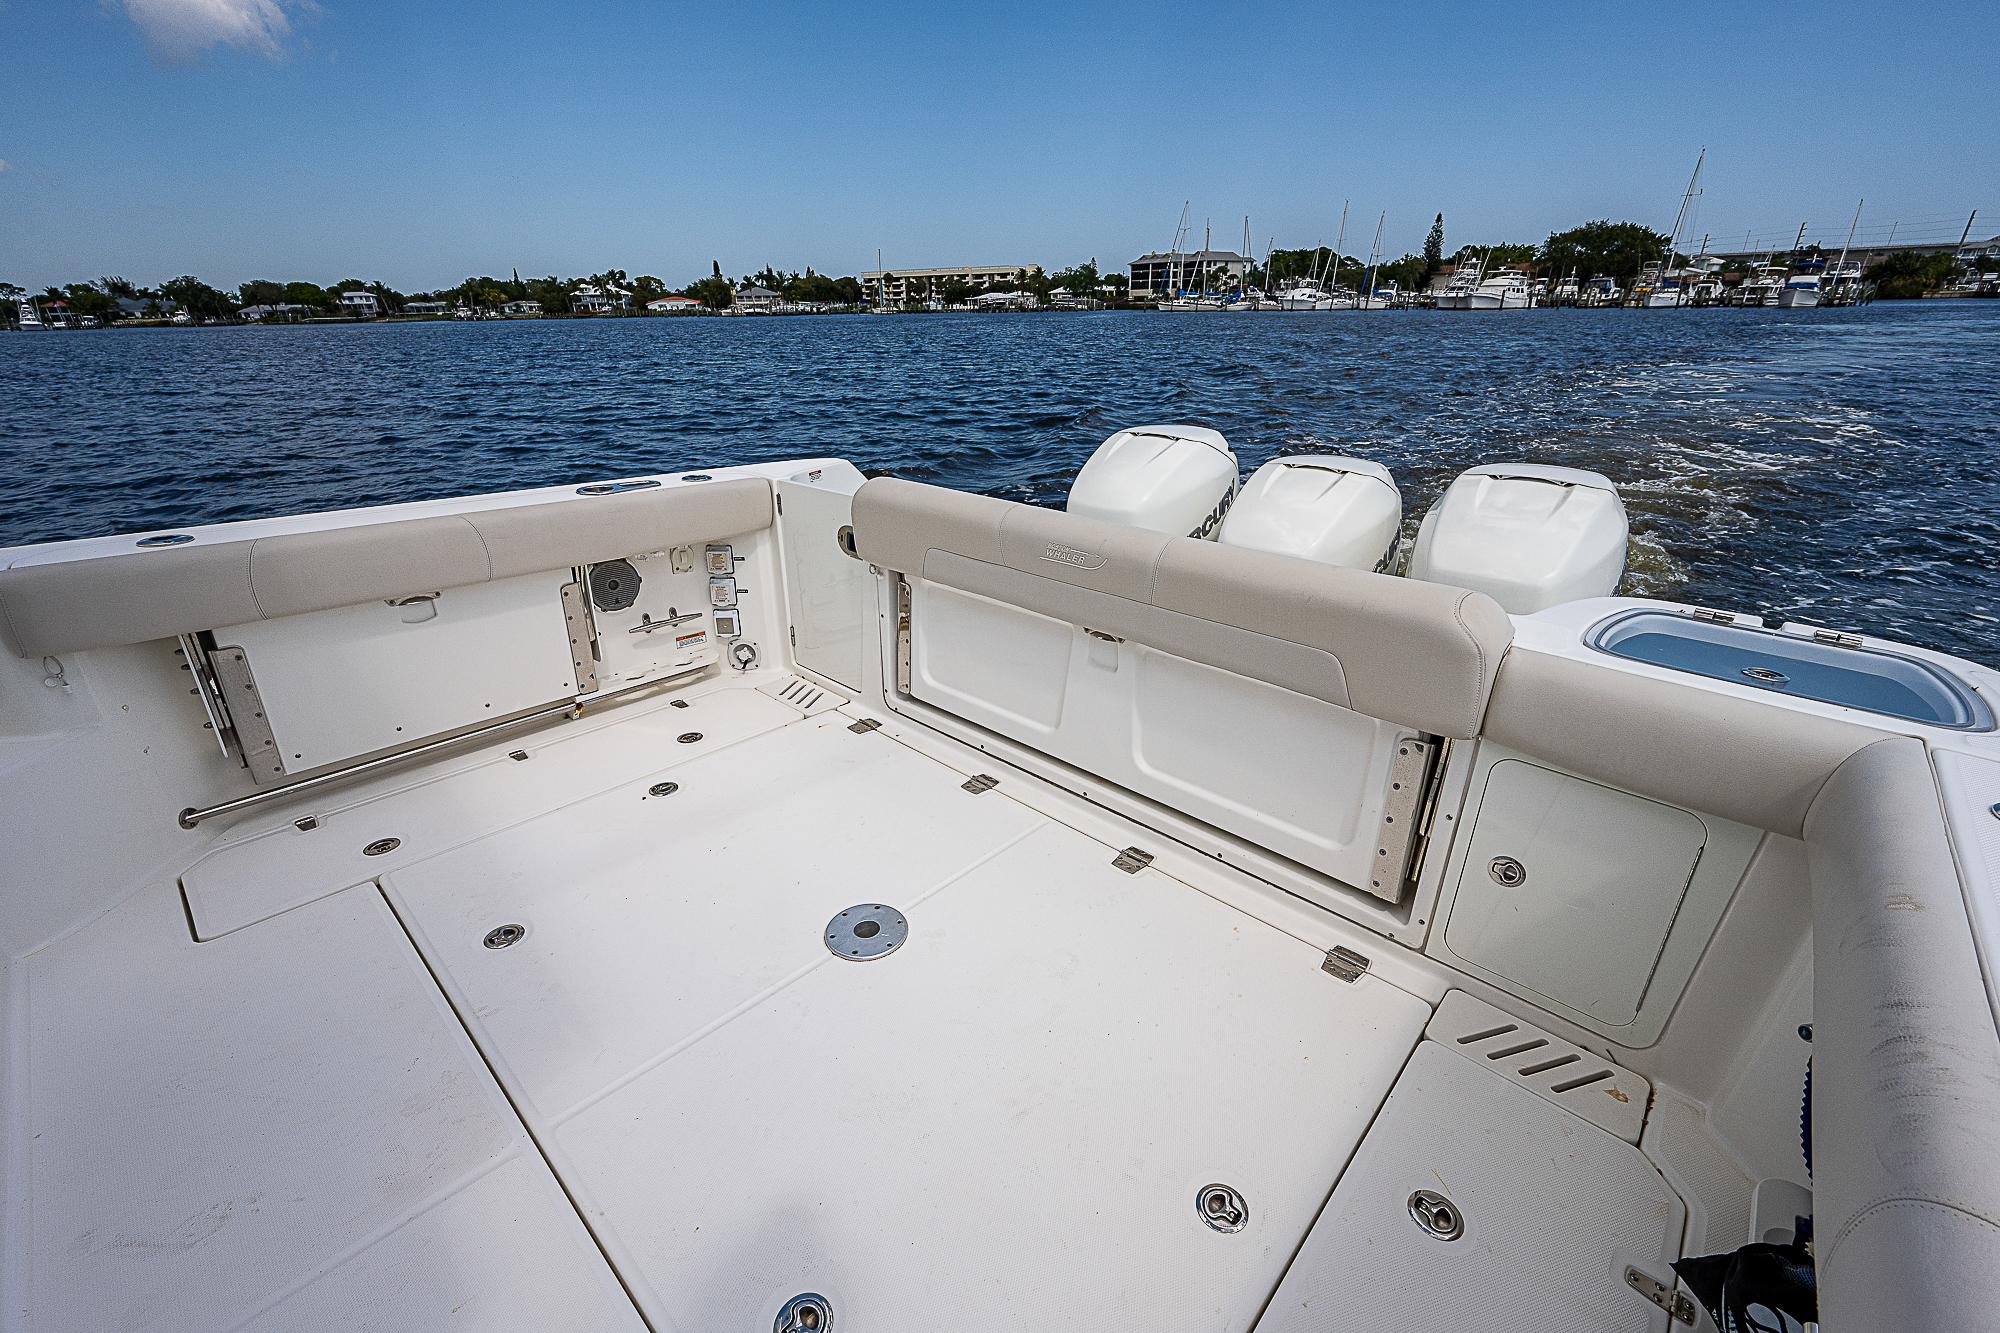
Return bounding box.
[3,434,1996,1332]
[1433,263,1485,309]
[1778,260,1825,308]
[1465,271,1533,309]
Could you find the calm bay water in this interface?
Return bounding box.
[2,303,1995,664]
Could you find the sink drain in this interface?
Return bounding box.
[825,904,907,961]
[775,1292,832,1331]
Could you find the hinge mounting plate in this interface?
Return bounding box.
[1322,946,1370,982]
[961,774,999,794]
[1111,847,1153,873]
[847,718,882,734]
[1624,1266,1696,1324]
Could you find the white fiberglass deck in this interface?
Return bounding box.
[18,683,1685,1330]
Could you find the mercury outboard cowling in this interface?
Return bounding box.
[1406,464,1627,613]
[1067,425,1238,540]
[1217,456,1403,572]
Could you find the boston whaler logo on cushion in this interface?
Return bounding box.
[1041,542,1107,570]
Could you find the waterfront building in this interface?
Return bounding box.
[403,300,450,316]
[501,299,543,316]
[1128,250,1249,299]
[646,295,703,314]
[336,291,380,317]
[572,283,629,313]
[733,285,784,314]
[861,264,1040,305]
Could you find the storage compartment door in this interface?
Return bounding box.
[213,570,580,777]
[1442,760,1705,1025]
[777,472,868,691]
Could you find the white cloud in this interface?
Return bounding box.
[121,0,309,63]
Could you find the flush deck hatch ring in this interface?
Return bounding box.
[825,904,907,961]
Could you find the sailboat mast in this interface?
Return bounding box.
[1333,200,1349,291]
[1663,147,1704,278]
[1365,211,1385,304]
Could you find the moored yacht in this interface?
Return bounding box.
[1465,269,1533,309]
[1777,257,1825,308]
[3,431,1995,1332]
[1432,260,1485,309]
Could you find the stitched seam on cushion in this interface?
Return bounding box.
[1145,539,1172,607]
[458,515,496,581]
[1824,1197,2000,1275]
[1450,591,1491,737]
[245,540,267,619]
[0,581,27,656]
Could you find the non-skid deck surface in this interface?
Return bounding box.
[383,709,1432,1331]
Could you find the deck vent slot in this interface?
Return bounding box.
[588,559,641,613]
[825,904,908,961]
[761,676,846,717]
[1424,991,1651,1142]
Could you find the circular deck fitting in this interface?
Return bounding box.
[483,923,526,950]
[775,1292,832,1331]
[1407,1189,1464,1241]
[363,837,401,856]
[677,732,703,744]
[648,781,679,797]
[1197,1183,1248,1233]
[1487,855,1526,887]
[1740,665,1791,686]
[825,904,907,961]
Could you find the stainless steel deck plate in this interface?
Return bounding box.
[825,904,908,961]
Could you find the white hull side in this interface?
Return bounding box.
[1777,288,1821,308]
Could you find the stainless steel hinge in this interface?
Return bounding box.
[961,774,999,794]
[1624,1266,1697,1325]
[1111,847,1153,873]
[847,718,882,734]
[1688,608,1736,624]
[790,626,797,647]
[1811,628,1864,648]
[894,578,913,696]
[1322,946,1370,982]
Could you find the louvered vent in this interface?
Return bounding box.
[757,675,846,717]
[1425,990,1650,1142]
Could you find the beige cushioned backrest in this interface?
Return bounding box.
[1484,646,1880,837]
[0,478,773,657]
[853,477,1512,738]
[1805,737,2000,1331]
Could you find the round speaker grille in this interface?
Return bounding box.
[588,558,641,612]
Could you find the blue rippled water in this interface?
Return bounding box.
[2,302,1994,663]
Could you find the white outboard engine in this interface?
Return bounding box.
[1407,464,1628,613]
[1067,425,1238,540]
[1217,456,1403,572]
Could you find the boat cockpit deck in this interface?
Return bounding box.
[5,453,1998,1331]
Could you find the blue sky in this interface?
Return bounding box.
[2,0,1993,291]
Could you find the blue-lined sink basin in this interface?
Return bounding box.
[1588,611,1991,730]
